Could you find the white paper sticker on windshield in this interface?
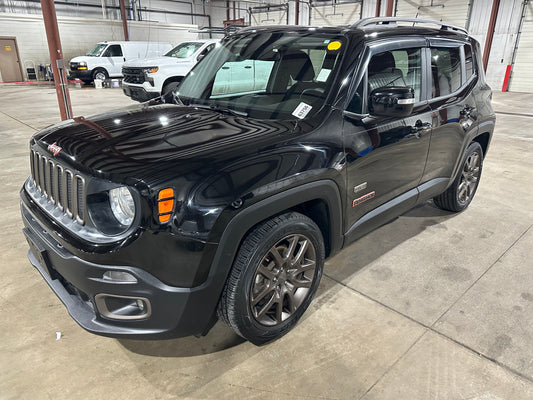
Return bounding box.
[292,102,313,119]
[316,69,331,82]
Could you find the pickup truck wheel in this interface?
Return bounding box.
[162,81,180,103]
[219,212,324,345]
[92,69,108,82]
[434,141,483,212]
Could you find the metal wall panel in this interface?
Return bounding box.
[395,0,471,28]
[311,2,361,26]
[509,1,533,93]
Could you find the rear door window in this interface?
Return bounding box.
[430,47,462,97]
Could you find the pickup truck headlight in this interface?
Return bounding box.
[143,67,159,74]
[109,186,135,226]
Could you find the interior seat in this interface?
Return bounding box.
[368,51,406,92]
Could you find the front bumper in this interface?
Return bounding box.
[69,69,93,81]
[21,202,218,339]
[122,83,160,102]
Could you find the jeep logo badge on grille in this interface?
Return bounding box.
[47,142,62,157]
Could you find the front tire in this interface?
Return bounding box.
[162,81,181,103]
[434,141,483,212]
[219,212,324,345]
[92,69,108,83]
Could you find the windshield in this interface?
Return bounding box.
[165,42,204,58]
[86,43,107,57]
[177,31,346,120]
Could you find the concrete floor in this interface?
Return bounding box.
[1,84,532,399]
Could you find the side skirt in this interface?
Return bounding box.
[344,178,450,245]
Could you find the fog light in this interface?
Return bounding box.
[95,294,151,320]
[102,271,137,283]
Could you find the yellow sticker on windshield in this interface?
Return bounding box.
[327,41,342,51]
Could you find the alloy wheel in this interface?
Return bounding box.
[250,234,317,326]
[458,150,481,204]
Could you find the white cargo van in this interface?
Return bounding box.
[122,39,218,102]
[69,41,173,84]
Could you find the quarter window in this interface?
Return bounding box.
[431,47,462,97]
[464,44,475,80]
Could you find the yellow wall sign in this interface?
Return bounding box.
[4,46,12,51]
[327,41,342,51]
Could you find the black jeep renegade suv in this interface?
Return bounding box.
[21,17,495,345]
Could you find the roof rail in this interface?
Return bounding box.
[351,17,468,35]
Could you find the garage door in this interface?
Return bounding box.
[395,0,470,29]
[250,5,288,26]
[311,1,361,26]
[509,1,533,93]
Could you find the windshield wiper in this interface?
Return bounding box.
[189,103,248,117]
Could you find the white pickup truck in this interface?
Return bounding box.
[121,39,219,102]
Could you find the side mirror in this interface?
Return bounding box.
[369,86,415,118]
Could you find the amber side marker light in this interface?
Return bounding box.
[157,188,175,223]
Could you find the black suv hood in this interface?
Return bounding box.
[33,104,297,186]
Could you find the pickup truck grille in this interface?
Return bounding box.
[122,67,145,84]
[29,149,86,225]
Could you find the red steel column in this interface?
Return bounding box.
[295,0,300,25]
[483,0,501,71]
[386,0,394,17]
[40,0,72,120]
[120,0,129,41]
[375,0,382,17]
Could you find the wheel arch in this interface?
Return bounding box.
[162,76,184,89]
[472,131,491,159]
[93,67,109,77]
[205,179,343,303]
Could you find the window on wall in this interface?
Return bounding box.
[431,47,462,97]
[464,44,475,80]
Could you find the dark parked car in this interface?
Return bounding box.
[21,17,495,345]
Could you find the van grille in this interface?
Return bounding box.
[122,67,146,84]
[30,149,86,225]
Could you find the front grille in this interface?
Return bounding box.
[30,149,86,225]
[70,62,79,70]
[122,67,145,84]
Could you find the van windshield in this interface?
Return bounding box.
[165,42,203,58]
[177,31,346,121]
[86,44,108,57]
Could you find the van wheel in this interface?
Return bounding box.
[92,69,108,82]
[218,212,324,345]
[434,141,483,212]
[162,81,180,103]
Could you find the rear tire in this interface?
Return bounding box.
[218,212,324,345]
[434,141,483,212]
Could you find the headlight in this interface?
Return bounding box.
[109,186,135,226]
[143,67,158,74]
[79,61,87,67]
